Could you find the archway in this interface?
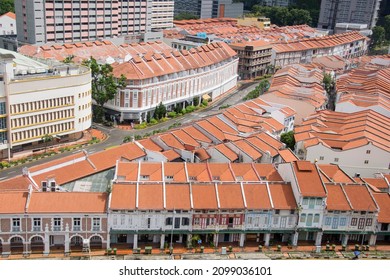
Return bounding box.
[30,236,44,253]
[70,236,83,252]
[90,235,103,250]
[10,236,24,254]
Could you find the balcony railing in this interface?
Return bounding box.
[33,226,41,232]
[12,226,20,232]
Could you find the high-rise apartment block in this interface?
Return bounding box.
[318,0,382,31]
[15,0,174,45]
[174,0,243,19]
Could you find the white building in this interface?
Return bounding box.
[294,110,390,177]
[0,49,92,159]
[0,12,16,36]
[151,0,174,30]
[109,42,238,123]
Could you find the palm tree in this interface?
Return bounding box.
[41,134,53,153]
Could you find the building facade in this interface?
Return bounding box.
[0,49,92,160]
[14,0,172,44]
[271,31,368,69]
[0,12,16,36]
[318,0,382,31]
[229,40,272,80]
[173,0,243,19]
[109,42,239,123]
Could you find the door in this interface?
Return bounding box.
[117,234,127,243]
[224,234,230,242]
[309,198,315,209]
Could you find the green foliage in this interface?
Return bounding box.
[41,134,54,152]
[134,123,147,130]
[134,135,142,140]
[0,0,14,14]
[383,15,390,41]
[174,12,199,21]
[123,135,133,143]
[219,104,231,110]
[153,102,167,120]
[63,55,75,64]
[167,111,177,118]
[146,111,151,123]
[185,105,196,113]
[150,118,158,125]
[174,104,182,114]
[201,99,208,107]
[193,96,200,106]
[371,26,386,48]
[82,57,126,122]
[243,79,270,101]
[252,5,312,26]
[280,131,296,150]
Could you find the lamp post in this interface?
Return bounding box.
[170,209,175,255]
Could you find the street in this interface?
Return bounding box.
[0,81,258,180]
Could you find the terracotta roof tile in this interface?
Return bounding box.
[292,161,327,197]
[138,184,163,210]
[110,184,136,210]
[192,184,218,209]
[0,192,28,214]
[324,184,352,211]
[218,183,245,209]
[28,192,107,213]
[243,183,271,210]
[343,184,377,211]
[269,183,297,210]
[165,184,191,210]
[373,193,390,223]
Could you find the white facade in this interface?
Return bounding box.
[335,101,390,118]
[151,1,174,29]
[297,142,390,178]
[107,57,239,123]
[0,52,92,159]
[0,13,16,35]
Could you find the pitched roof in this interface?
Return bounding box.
[324,184,352,211]
[192,184,218,209]
[318,164,355,184]
[138,184,164,210]
[110,184,136,210]
[343,184,377,211]
[28,192,107,213]
[218,184,245,209]
[292,161,327,197]
[268,183,297,210]
[243,183,271,210]
[0,192,28,214]
[165,184,191,210]
[372,193,390,223]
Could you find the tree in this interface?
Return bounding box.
[280,131,296,150]
[323,73,336,110]
[63,55,75,64]
[41,134,53,153]
[371,26,386,48]
[383,15,390,40]
[82,57,126,122]
[146,111,151,123]
[174,12,199,21]
[0,0,14,15]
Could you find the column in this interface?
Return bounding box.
[342,234,349,246]
[315,232,323,246]
[44,224,50,256]
[187,234,192,247]
[23,242,31,255]
[369,234,377,246]
[292,232,299,246]
[160,234,165,250]
[133,234,138,249]
[213,233,219,247]
[106,232,111,249]
[64,224,70,254]
[264,233,271,247]
[2,243,10,255]
[239,233,245,247]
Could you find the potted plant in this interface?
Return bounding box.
[355,244,359,251]
[277,245,281,252]
[258,245,263,252]
[341,245,346,251]
[332,244,336,251]
[228,245,233,253]
[326,244,330,251]
[200,246,204,253]
[113,248,117,255]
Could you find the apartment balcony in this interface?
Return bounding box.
[12,226,21,232]
[53,226,62,232]
[73,226,81,231]
[33,226,41,232]
[241,52,272,59]
[92,226,101,231]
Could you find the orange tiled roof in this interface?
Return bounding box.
[324,184,352,211]
[292,161,327,197]
[243,183,271,210]
[295,110,390,152]
[269,183,297,210]
[0,11,16,20]
[165,184,191,210]
[0,192,28,214]
[318,164,355,184]
[373,193,390,223]
[138,184,164,210]
[28,192,107,213]
[110,184,136,210]
[343,184,378,211]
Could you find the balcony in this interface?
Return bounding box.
[73,226,81,231]
[53,226,61,231]
[93,226,100,231]
[33,226,41,232]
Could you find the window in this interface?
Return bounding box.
[290,210,295,215]
[364,160,369,164]
[275,210,280,215]
[366,218,372,227]
[193,217,200,225]
[325,217,331,226]
[166,175,174,180]
[53,218,61,231]
[340,217,347,227]
[302,198,308,205]
[300,214,306,223]
[33,218,41,231]
[319,156,324,160]
[316,198,322,205]
[273,217,279,225]
[140,175,149,180]
[72,218,81,231]
[366,150,371,154]
[12,218,21,232]
[334,158,339,162]
[181,218,189,226]
[93,218,100,231]
[165,217,173,226]
[351,218,357,226]
[358,218,365,229]
[313,214,320,223]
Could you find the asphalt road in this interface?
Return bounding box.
[0,81,258,180]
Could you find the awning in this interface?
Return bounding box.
[202,94,211,101]
[298,228,322,232]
